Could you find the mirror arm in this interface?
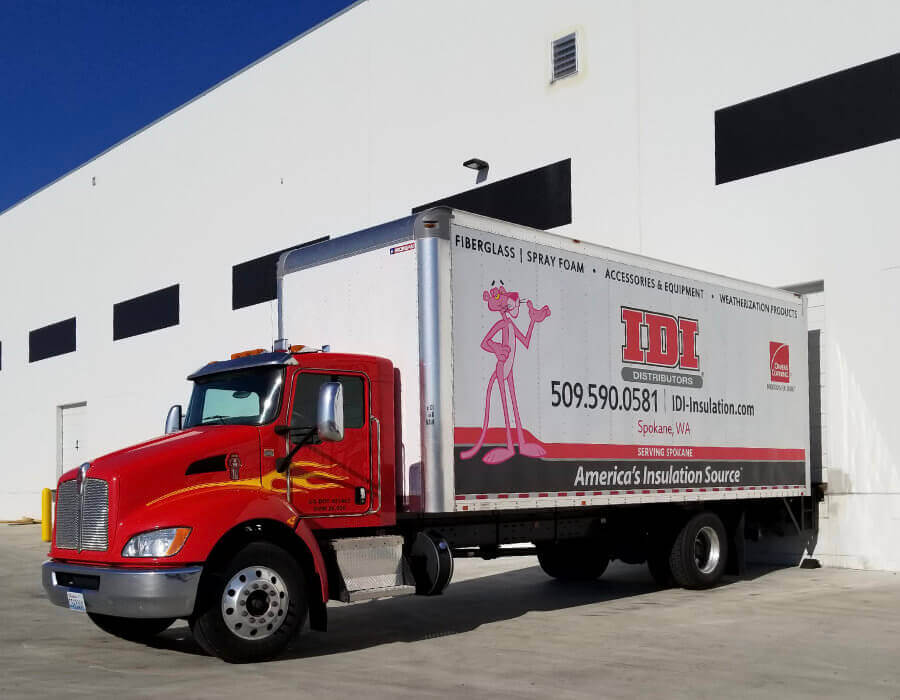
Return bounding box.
[276,427,318,473]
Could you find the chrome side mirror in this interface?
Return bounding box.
[317,382,344,442]
[165,404,183,434]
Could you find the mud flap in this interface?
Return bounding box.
[309,573,327,632]
[725,510,746,576]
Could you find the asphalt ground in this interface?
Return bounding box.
[2,525,900,699]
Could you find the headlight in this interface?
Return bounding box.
[122,527,191,558]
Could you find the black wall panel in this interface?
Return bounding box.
[414,159,572,230]
[232,236,328,310]
[113,284,180,340]
[716,52,900,184]
[29,318,76,362]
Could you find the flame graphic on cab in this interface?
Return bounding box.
[286,460,348,491]
[146,460,347,506]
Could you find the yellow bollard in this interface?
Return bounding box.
[41,488,53,542]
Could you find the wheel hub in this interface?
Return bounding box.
[221,565,289,641]
[693,525,721,575]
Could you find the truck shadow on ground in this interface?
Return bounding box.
[149,562,786,660]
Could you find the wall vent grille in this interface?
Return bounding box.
[551,33,577,82]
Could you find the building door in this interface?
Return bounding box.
[57,402,88,479]
[285,371,373,517]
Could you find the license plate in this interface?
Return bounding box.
[66,590,86,613]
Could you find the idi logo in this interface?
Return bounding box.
[769,342,790,383]
[621,307,700,371]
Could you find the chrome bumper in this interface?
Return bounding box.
[42,560,203,619]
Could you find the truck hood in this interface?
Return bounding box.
[83,425,261,482]
[54,426,261,562]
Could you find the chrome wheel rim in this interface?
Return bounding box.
[221,565,289,641]
[694,525,721,575]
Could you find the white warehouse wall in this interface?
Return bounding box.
[1,0,897,569]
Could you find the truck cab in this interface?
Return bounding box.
[43,347,400,662]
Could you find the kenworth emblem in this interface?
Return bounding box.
[76,462,90,494]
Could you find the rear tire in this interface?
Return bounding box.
[669,512,728,589]
[537,541,609,581]
[87,613,174,642]
[190,542,307,663]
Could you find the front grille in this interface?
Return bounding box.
[55,480,80,549]
[81,480,109,550]
[54,478,109,551]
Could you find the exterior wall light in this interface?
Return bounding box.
[463,158,489,183]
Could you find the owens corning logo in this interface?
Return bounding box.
[621,307,700,371]
[769,342,790,383]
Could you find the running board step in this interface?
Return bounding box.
[326,535,414,603]
[344,584,415,603]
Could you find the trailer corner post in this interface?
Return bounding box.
[415,208,455,513]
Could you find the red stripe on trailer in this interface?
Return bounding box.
[455,495,465,501]
[558,492,568,496]
[575,492,585,496]
[642,490,650,494]
[476,494,488,500]
[673,489,680,493]
[497,494,509,499]
[593,491,604,495]
[539,493,549,498]
[657,489,666,493]
[519,493,530,498]
[610,490,620,495]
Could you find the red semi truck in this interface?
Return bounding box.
[43,208,810,662]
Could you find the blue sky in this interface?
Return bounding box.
[0,0,356,214]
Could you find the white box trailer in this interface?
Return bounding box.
[277,207,810,516]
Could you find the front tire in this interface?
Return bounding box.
[537,540,609,581]
[190,542,307,663]
[669,512,728,589]
[87,613,174,642]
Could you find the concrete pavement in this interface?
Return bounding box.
[2,525,899,699]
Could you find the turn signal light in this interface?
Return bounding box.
[230,348,266,360]
[289,344,305,353]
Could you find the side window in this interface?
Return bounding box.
[291,374,366,429]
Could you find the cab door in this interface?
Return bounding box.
[286,370,373,516]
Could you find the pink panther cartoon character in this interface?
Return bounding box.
[461,282,551,464]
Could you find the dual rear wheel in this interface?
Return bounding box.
[537,540,609,581]
[650,512,728,589]
[537,512,729,590]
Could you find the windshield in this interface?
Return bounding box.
[184,367,284,428]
